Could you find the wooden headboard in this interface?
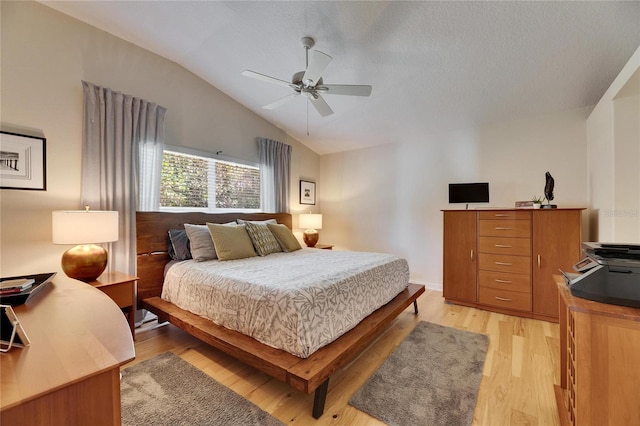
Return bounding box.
[136,211,292,305]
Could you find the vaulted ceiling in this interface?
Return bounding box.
[40,1,640,155]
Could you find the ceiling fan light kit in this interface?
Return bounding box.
[242,36,372,120]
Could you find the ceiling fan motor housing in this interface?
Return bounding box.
[292,71,323,89]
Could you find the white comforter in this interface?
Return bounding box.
[162,248,410,358]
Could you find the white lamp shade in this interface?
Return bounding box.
[52,210,119,244]
[299,213,322,230]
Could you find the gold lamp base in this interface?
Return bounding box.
[303,230,319,247]
[61,244,108,282]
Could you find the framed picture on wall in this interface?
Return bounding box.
[0,131,47,191]
[300,180,316,205]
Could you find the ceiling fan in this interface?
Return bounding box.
[241,37,372,118]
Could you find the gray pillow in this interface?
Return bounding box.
[244,221,282,256]
[206,223,257,261]
[168,229,192,261]
[184,224,217,261]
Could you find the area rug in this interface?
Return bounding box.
[121,352,284,426]
[349,321,489,426]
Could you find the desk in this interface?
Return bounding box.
[1,275,135,425]
[555,279,640,426]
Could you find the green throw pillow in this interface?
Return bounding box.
[267,223,302,252]
[206,223,257,261]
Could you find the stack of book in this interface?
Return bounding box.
[0,278,35,295]
[515,200,534,209]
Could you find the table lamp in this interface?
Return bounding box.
[299,213,322,247]
[52,208,119,282]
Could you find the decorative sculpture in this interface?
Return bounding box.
[542,171,557,208]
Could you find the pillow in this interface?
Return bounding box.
[168,229,192,261]
[267,223,302,252]
[244,221,282,256]
[184,224,217,261]
[236,218,277,225]
[206,223,257,261]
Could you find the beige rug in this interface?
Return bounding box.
[121,352,284,426]
[349,321,488,426]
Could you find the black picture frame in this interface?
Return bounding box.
[0,130,47,191]
[300,180,316,205]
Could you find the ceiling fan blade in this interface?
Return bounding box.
[302,50,332,87]
[262,93,299,110]
[241,70,295,89]
[309,94,333,117]
[317,84,372,97]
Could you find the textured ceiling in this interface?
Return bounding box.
[40,1,640,155]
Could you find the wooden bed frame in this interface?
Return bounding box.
[136,211,425,418]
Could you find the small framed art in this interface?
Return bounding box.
[0,131,47,191]
[300,180,316,205]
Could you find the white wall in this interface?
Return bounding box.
[586,46,640,243]
[0,1,319,277]
[320,108,590,289]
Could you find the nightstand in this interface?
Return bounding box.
[314,244,334,250]
[89,271,137,338]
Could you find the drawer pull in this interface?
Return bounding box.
[495,261,512,266]
[495,296,512,302]
[495,279,513,283]
[494,214,510,217]
[494,227,512,230]
[494,244,512,248]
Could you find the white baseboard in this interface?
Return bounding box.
[408,279,442,292]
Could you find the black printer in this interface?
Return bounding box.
[560,242,640,308]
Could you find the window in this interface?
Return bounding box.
[160,148,260,212]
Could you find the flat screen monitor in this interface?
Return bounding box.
[449,182,489,205]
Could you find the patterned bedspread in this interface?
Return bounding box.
[162,248,410,358]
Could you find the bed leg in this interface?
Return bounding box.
[413,300,419,315]
[312,379,330,419]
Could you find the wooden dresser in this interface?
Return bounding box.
[1,275,135,425]
[443,208,583,321]
[556,281,640,426]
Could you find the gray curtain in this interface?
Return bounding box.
[81,81,166,275]
[258,138,291,213]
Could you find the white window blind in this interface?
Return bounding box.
[160,149,260,211]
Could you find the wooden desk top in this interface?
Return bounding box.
[441,207,586,211]
[556,276,640,322]
[1,274,135,411]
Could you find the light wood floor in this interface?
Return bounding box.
[125,289,561,425]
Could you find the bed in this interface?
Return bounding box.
[136,211,425,418]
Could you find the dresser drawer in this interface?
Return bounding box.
[478,210,531,221]
[479,270,530,293]
[478,236,531,256]
[478,253,531,274]
[478,287,531,312]
[479,219,530,238]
